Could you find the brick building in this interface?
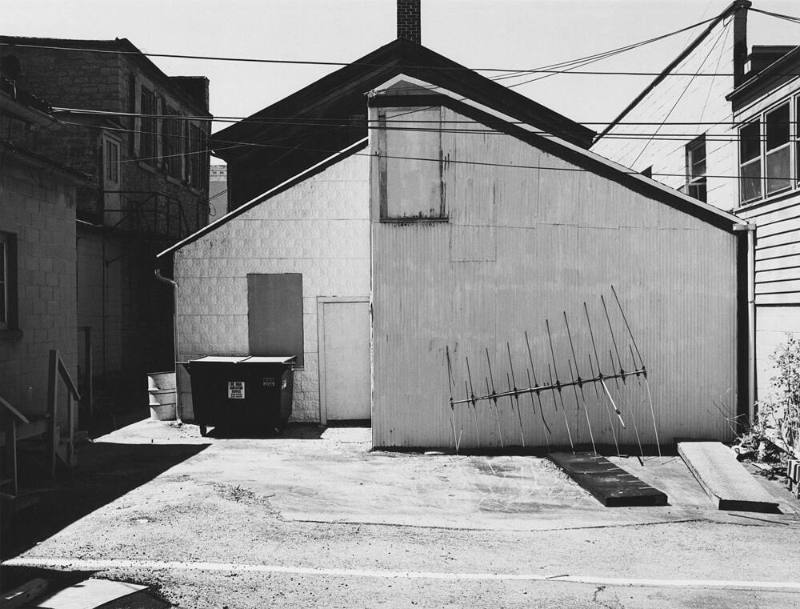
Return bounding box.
[0,37,212,413]
[0,74,87,437]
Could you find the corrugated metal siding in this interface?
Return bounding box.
[174,153,370,422]
[372,106,739,449]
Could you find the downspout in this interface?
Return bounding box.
[154,267,182,423]
[733,221,756,433]
[746,224,756,424]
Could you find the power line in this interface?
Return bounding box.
[750,7,800,24]
[0,16,721,77]
[56,106,800,130]
[630,17,731,165]
[62,115,792,145]
[66,119,799,182]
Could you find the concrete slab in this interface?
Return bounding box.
[35,578,147,609]
[548,452,668,507]
[678,442,780,513]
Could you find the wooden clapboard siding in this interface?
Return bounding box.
[740,195,800,306]
[371,105,739,449]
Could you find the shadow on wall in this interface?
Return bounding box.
[1,441,209,559]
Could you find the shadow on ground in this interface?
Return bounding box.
[0,566,170,607]
[206,423,326,440]
[2,437,209,560]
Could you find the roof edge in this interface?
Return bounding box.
[157,137,369,258]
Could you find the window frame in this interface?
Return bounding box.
[161,104,183,179]
[0,231,19,334]
[738,94,800,206]
[685,134,707,203]
[764,101,792,197]
[102,134,121,186]
[139,85,158,163]
[187,122,205,190]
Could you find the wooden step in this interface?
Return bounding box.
[549,451,668,507]
[678,441,780,513]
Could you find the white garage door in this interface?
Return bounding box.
[320,300,371,421]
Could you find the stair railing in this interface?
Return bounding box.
[0,394,29,495]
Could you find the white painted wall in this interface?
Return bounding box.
[173,152,370,422]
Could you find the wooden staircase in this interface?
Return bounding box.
[0,350,81,500]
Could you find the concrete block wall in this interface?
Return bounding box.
[2,42,212,402]
[0,159,78,426]
[592,17,738,213]
[173,152,370,422]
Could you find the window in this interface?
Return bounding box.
[103,136,120,185]
[162,105,182,178]
[765,102,791,195]
[685,135,707,202]
[187,124,205,189]
[739,98,800,205]
[0,232,17,332]
[740,120,762,203]
[139,86,157,161]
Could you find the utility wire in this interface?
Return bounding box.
[54,107,800,130]
[63,120,799,182]
[0,15,723,77]
[61,117,793,144]
[630,19,730,167]
[750,7,800,24]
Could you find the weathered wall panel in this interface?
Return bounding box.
[372,106,739,449]
[174,153,369,421]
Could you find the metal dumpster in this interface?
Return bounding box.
[186,356,295,436]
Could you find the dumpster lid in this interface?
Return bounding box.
[191,355,296,364]
[243,356,296,364]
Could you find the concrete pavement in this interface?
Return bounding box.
[4,420,800,608]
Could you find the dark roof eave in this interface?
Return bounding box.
[726,44,800,102]
[0,138,93,184]
[211,39,595,160]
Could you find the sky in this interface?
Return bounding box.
[4,0,800,136]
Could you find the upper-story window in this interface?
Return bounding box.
[140,86,157,162]
[162,105,182,179]
[685,134,707,202]
[739,99,796,205]
[0,231,17,332]
[187,123,205,189]
[765,102,791,196]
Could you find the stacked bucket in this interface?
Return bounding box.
[147,371,177,421]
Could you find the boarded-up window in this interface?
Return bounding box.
[379,107,446,221]
[247,273,304,366]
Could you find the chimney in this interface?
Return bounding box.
[397,0,421,44]
[732,0,752,87]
